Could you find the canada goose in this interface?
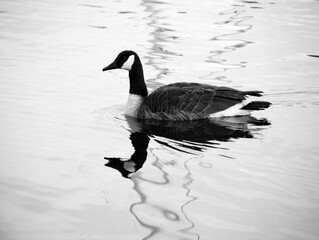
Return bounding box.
[102,50,271,121]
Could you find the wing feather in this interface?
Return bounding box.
[136,82,250,120]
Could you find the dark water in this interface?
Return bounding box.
[0,0,319,239]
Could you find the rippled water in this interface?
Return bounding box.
[1,0,319,239]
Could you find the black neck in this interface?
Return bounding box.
[129,58,148,97]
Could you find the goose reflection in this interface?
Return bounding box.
[104,132,150,178]
[105,116,270,178]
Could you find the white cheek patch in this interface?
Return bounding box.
[121,55,135,71]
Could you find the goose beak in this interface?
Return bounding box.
[102,61,117,71]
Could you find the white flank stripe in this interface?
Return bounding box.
[209,101,252,118]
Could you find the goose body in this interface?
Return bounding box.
[103,50,271,121]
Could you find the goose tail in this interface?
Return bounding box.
[242,90,264,97]
[241,101,271,111]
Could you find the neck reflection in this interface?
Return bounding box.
[105,132,150,178]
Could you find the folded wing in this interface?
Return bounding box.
[137,82,260,120]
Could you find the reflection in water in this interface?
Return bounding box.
[203,6,253,82]
[104,116,270,239]
[105,133,150,178]
[105,116,270,177]
[141,0,178,89]
[128,155,199,240]
[128,116,269,152]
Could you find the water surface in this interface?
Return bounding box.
[1,0,319,239]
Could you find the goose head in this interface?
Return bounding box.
[102,50,137,72]
[102,50,148,98]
